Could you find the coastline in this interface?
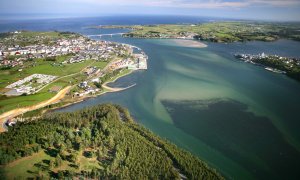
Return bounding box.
[0,37,145,133]
[0,66,138,133]
[39,69,136,115]
[102,69,135,90]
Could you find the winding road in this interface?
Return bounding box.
[0,86,71,132]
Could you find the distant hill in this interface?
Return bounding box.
[0,104,223,179]
[96,22,300,42]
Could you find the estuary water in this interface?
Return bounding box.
[2,16,300,179]
[58,38,300,179]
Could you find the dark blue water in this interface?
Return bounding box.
[0,15,214,33]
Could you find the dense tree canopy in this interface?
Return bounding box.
[0,104,223,179]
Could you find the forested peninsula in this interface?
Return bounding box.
[0,104,223,179]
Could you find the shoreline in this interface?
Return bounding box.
[102,69,135,91]
[30,69,137,117]
[0,66,138,133]
[0,38,145,133]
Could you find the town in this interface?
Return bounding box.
[0,31,134,68]
[234,53,300,81]
[0,31,148,114]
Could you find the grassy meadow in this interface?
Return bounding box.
[0,55,108,112]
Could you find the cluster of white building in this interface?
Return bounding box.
[109,53,148,71]
[84,66,101,76]
[110,59,133,70]
[5,74,57,96]
[76,81,100,97]
[0,31,149,98]
[59,41,131,64]
[235,53,300,67]
[1,37,86,57]
[132,53,148,70]
[0,34,131,67]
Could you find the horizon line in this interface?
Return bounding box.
[1,13,300,23]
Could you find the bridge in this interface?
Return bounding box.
[87,33,125,38]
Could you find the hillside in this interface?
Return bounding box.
[0,104,223,179]
[97,22,300,42]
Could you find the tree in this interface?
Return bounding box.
[97,149,103,160]
[69,153,77,163]
[49,159,55,169]
[57,171,64,179]
[66,139,72,149]
[55,154,63,167]
[94,81,102,89]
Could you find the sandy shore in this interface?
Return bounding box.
[102,70,136,91]
[102,83,136,92]
[169,39,207,48]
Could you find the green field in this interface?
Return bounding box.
[92,61,109,69]
[108,68,132,83]
[3,149,104,179]
[3,151,52,179]
[0,56,108,113]
[103,22,300,42]
[0,92,54,113]
[0,56,96,88]
[0,30,112,113]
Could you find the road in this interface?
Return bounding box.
[0,59,130,133]
[0,86,71,132]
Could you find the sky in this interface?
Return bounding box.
[1,0,300,21]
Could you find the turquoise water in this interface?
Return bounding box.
[3,16,300,179]
[57,38,300,179]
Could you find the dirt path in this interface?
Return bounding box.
[0,86,71,132]
[0,60,134,132]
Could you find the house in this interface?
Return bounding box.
[79,81,88,88]
[91,78,100,83]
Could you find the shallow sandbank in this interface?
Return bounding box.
[168,39,207,48]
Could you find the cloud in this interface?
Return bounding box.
[0,0,299,21]
[145,0,250,8]
[70,0,300,9]
[250,0,300,6]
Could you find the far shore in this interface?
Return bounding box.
[169,39,208,48]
